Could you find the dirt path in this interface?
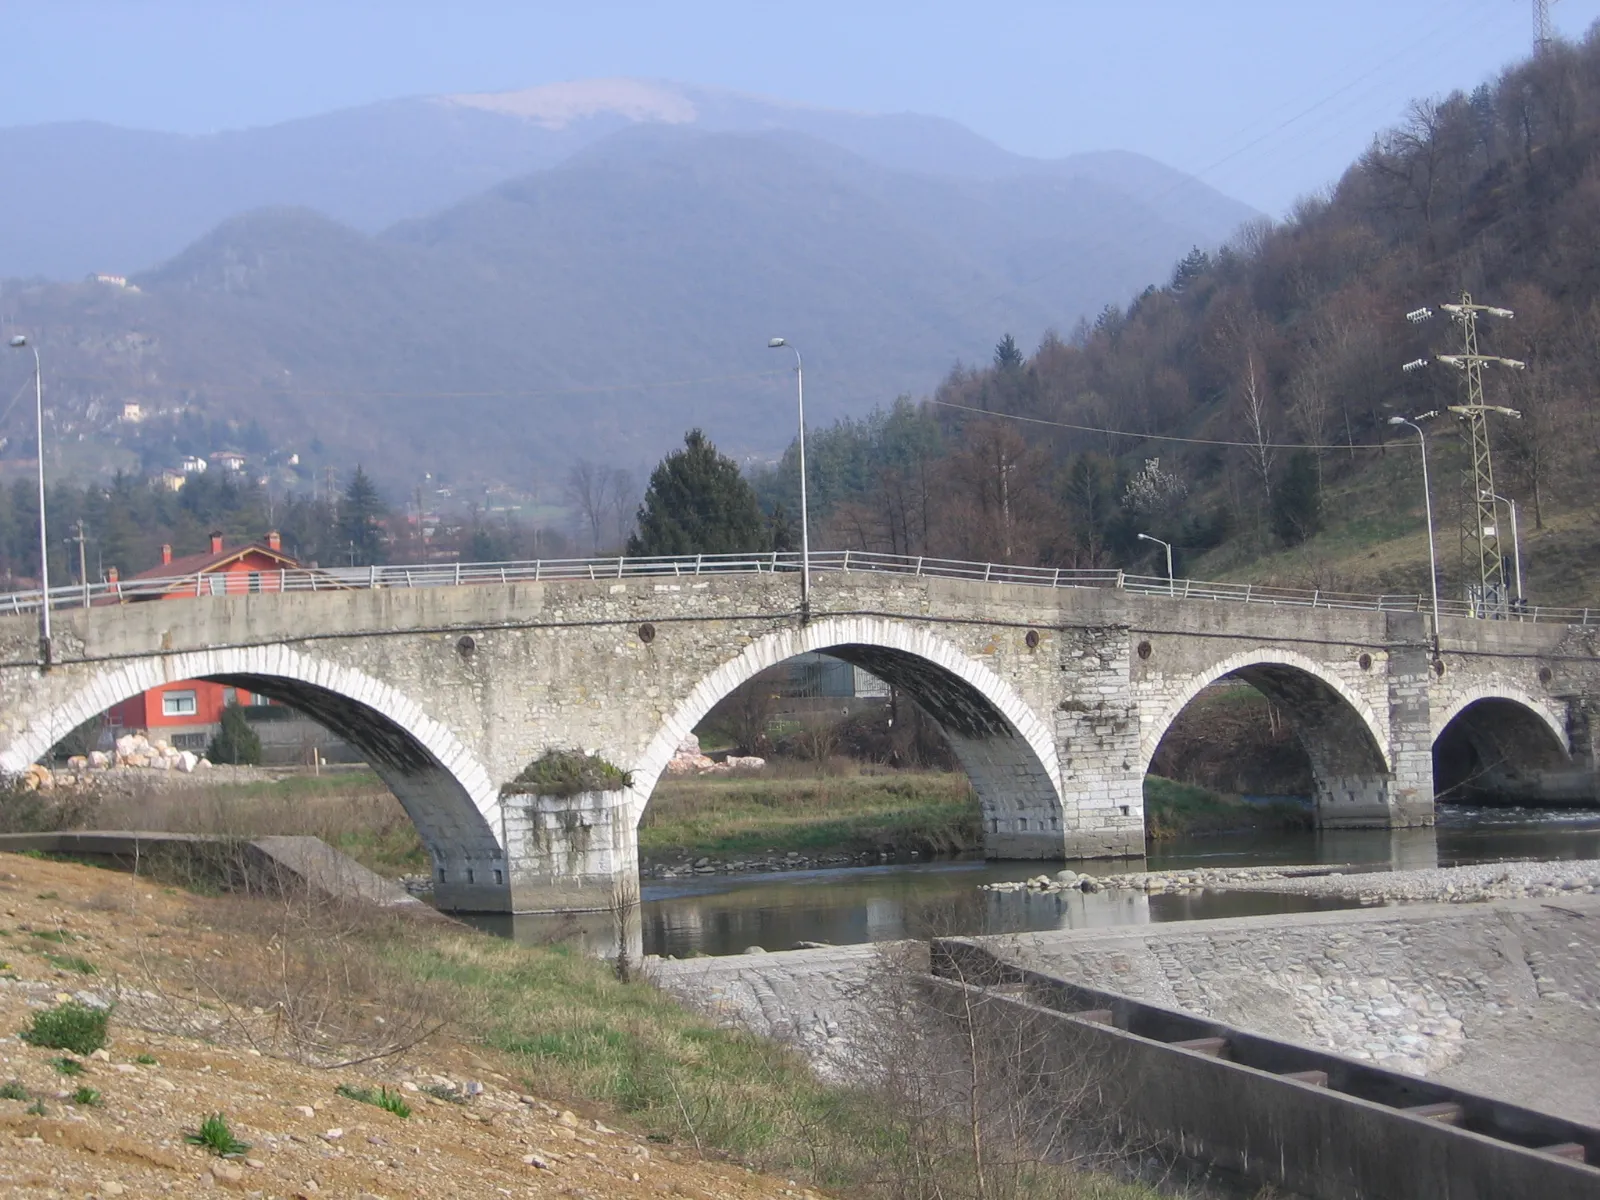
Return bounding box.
[0,853,820,1200]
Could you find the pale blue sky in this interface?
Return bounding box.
[3,0,1598,214]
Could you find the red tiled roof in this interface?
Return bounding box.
[129,543,299,581]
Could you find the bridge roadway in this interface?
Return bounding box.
[0,555,1593,914]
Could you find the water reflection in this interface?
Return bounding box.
[459,804,1600,958]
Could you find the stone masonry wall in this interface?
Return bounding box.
[0,572,1591,911]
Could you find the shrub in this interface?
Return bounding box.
[0,1080,27,1100]
[185,1113,250,1156]
[20,1001,109,1055]
[51,1056,85,1076]
[71,1086,101,1107]
[501,749,631,797]
[208,704,263,767]
[0,777,99,834]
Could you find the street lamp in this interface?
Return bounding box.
[8,335,49,664]
[1136,532,1173,596]
[1488,491,1524,609]
[767,337,810,618]
[1388,413,1440,642]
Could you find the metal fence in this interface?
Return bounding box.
[1,548,1595,626]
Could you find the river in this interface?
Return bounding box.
[463,804,1600,957]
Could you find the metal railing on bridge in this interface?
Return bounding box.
[1,548,1594,626]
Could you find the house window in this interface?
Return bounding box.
[208,575,226,596]
[162,690,198,718]
[248,572,262,593]
[172,732,209,751]
[222,688,237,707]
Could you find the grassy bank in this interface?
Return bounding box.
[75,764,1309,878]
[89,770,430,878]
[1144,776,1311,840]
[640,769,980,860]
[0,851,1161,1199]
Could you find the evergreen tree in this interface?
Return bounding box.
[1272,451,1322,546]
[993,333,1024,372]
[208,704,263,766]
[340,466,387,566]
[627,430,768,557]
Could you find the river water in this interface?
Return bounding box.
[466,804,1600,957]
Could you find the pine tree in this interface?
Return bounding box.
[340,466,387,566]
[993,333,1024,372]
[208,704,263,766]
[627,430,768,557]
[1272,451,1322,546]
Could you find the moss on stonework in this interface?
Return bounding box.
[502,749,632,798]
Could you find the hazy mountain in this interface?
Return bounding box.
[0,120,1256,490]
[0,79,1256,280]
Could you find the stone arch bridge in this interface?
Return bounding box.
[0,569,1594,913]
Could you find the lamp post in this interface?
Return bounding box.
[767,337,810,618]
[1388,413,1440,644]
[8,335,49,664]
[1136,532,1173,595]
[1488,492,1524,610]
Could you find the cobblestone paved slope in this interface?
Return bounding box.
[656,895,1600,1125]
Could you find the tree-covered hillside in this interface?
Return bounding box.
[758,25,1600,606]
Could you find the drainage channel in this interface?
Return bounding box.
[931,939,1600,1200]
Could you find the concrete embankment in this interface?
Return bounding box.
[654,872,1600,1127]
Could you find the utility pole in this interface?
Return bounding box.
[70,519,89,608]
[1435,294,1525,617]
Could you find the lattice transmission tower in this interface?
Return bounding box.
[1435,296,1525,616]
[1533,0,1557,53]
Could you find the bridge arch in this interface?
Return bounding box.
[0,645,504,907]
[629,616,1066,858]
[1139,648,1394,826]
[1432,685,1571,804]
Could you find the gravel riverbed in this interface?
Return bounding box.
[985,858,1600,904]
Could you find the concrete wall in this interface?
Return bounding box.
[0,572,1591,912]
[930,939,1600,1200]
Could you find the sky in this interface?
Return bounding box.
[3,1,1599,215]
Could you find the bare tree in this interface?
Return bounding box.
[608,467,640,552]
[565,460,612,555]
[1239,350,1276,515]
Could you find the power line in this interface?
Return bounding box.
[926,398,1398,452]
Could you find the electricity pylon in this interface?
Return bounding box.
[1434,295,1524,616]
[1533,0,1557,54]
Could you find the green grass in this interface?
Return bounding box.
[71,1086,101,1107]
[1143,776,1311,839]
[184,1112,250,1156]
[43,952,97,975]
[135,1053,157,1066]
[0,1080,27,1100]
[20,1001,109,1055]
[639,771,980,860]
[335,1083,412,1118]
[29,929,73,944]
[51,1056,85,1076]
[361,921,1160,1198]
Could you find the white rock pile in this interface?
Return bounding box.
[664,734,765,776]
[19,732,210,789]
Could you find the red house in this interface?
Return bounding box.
[104,532,299,750]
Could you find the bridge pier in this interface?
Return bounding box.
[498,788,639,915]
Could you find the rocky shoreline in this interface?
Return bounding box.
[983,859,1600,904]
[642,847,933,878]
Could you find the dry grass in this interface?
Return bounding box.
[90,773,428,877]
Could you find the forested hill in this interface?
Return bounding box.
[757,25,1600,606]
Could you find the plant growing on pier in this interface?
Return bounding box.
[502,749,632,797]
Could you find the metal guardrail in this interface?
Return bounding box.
[0,548,1594,626]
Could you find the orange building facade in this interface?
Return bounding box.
[103,532,298,749]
